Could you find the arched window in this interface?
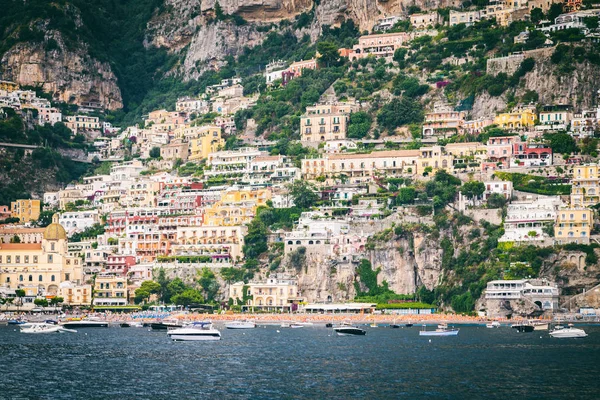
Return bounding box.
[39,275,43,282]
[51,275,55,282]
[19,275,23,282]
[29,275,33,282]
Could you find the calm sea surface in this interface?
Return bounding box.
[1,323,599,399]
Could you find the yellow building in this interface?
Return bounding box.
[11,199,41,222]
[229,274,303,311]
[93,275,128,306]
[204,187,272,226]
[0,216,86,307]
[0,80,19,92]
[571,164,600,207]
[494,106,536,129]
[554,207,592,244]
[418,146,454,173]
[64,115,100,133]
[184,125,224,161]
[300,102,359,142]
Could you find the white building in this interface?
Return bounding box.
[229,274,304,311]
[499,197,563,243]
[59,210,100,235]
[485,278,559,310]
[264,60,287,85]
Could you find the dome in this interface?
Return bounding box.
[44,214,67,241]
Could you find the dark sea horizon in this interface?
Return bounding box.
[1,323,599,399]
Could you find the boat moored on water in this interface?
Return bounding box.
[20,323,77,334]
[150,319,183,331]
[333,322,366,336]
[549,324,588,338]
[486,321,501,328]
[120,322,143,328]
[167,322,221,341]
[60,319,108,328]
[511,322,534,333]
[419,323,459,336]
[225,320,256,329]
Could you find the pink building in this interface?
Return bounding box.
[348,32,410,60]
[0,205,10,220]
[287,59,317,77]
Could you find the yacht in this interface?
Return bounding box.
[549,324,588,338]
[60,319,108,328]
[120,322,144,328]
[419,323,459,336]
[150,319,183,331]
[225,320,256,329]
[167,322,221,341]
[531,321,549,331]
[333,322,366,336]
[21,323,77,334]
[511,322,534,333]
[486,321,501,328]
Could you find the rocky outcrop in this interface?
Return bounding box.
[0,34,122,110]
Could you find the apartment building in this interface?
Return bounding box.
[301,102,359,142]
[93,275,128,306]
[494,105,536,129]
[64,115,100,133]
[229,274,303,311]
[11,199,41,223]
[554,207,591,244]
[422,104,466,137]
[571,164,600,207]
[348,32,410,60]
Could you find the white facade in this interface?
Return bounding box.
[59,210,100,235]
[499,197,563,243]
[485,278,559,310]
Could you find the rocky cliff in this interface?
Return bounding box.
[0,32,122,110]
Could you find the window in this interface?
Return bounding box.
[16,256,20,263]
[19,275,23,282]
[29,275,33,282]
[51,275,55,282]
[51,243,55,251]
[7,256,11,263]
[65,273,70,281]
[33,256,38,263]
[25,256,29,263]
[48,255,53,263]
[39,275,43,282]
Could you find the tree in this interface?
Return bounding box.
[396,187,416,205]
[393,48,408,65]
[545,132,577,155]
[10,235,21,243]
[486,193,507,209]
[34,298,48,307]
[317,41,341,67]
[547,3,563,21]
[166,278,187,301]
[220,267,245,284]
[36,211,55,227]
[287,180,319,210]
[134,280,161,304]
[460,181,485,206]
[198,268,219,302]
[530,7,544,24]
[49,296,64,309]
[242,219,269,259]
[149,147,161,158]
[171,288,203,307]
[347,111,372,139]
[377,97,424,132]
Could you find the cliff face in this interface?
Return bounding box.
[0,35,122,110]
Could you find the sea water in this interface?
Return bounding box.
[1,324,599,399]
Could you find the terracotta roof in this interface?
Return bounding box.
[327,150,420,160]
[0,243,42,250]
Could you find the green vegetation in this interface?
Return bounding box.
[495,172,571,196]
[69,223,106,242]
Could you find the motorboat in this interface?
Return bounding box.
[333,322,366,336]
[549,324,588,338]
[150,319,183,331]
[511,322,534,333]
[419,323,459,336]
[530,321,549,331]
[486,321,501,328]
[370,322,378,328]
[8,319,27,325]
[19,323,75,334]
[45,319,59,325]
[405,322,414,328]
[167,322,221,341]
[390,324,401,329]
[225,320,256,329]
[60,319,108,328]
[289,323,304,329]
[120,322,144,328]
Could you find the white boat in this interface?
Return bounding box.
[486,321,501,328]
[167,322,221,341]
[531,321,549,331]
[20,323,62,334]
[333,322,366,336]
[225,320,256,329]
[60,320,108,328]
[289,323,304,328]
[549,324,588,338]
[419,323,459,336]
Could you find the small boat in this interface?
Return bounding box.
[511,322,534,333]
[530,320,549,331]
[325,322,333,328]
[120,322,144,328]
[167,322,221,341]
[405,322,413,328]
[549,324,588,338]
[150,319,183,331]
[225,320,256,329]
[8,320,27,325]
[333,322,366,336]
[60,320,109,328]
[20,323,62,334]
[289,323,304,329]
[419,323,459,336]
[370,322,378,328]
[486,321,501,328]
[45,319,59,325]
[390,324,401,329]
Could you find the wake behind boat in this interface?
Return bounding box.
[167,322,221,341]
[419,323,459,336]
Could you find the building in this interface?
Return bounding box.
[499,197,562,243]
[11,199,41,223]
[0,227,45,244]
[64,115,100,133]
[570,164,600,207]
[449,10,481,26]
[160,140,189,162]
[38,107,62,126]
[265,60,287,85]
[229,274,303,311]
[184,125,224,161]
[0,205,11,220]
[204,187,271,227]
[373,16,402,31]
[494,105,536,129]
[59,210,100,235]
[485,278,559,310]
[510,141,553,167]
[540,9,600,33]
[93,274,128,306]
[301,102,359,142]
[422,104,466,137]
[554,207,591,244]
[175,97,210,114]
[0,216,85,308]
[463,118,494,135]
[302,150,420,183]
[286,59,317,77]
[205,147,266,177]
[410,12,442,29]
[538,105,572,131]
[348,32,410,60]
